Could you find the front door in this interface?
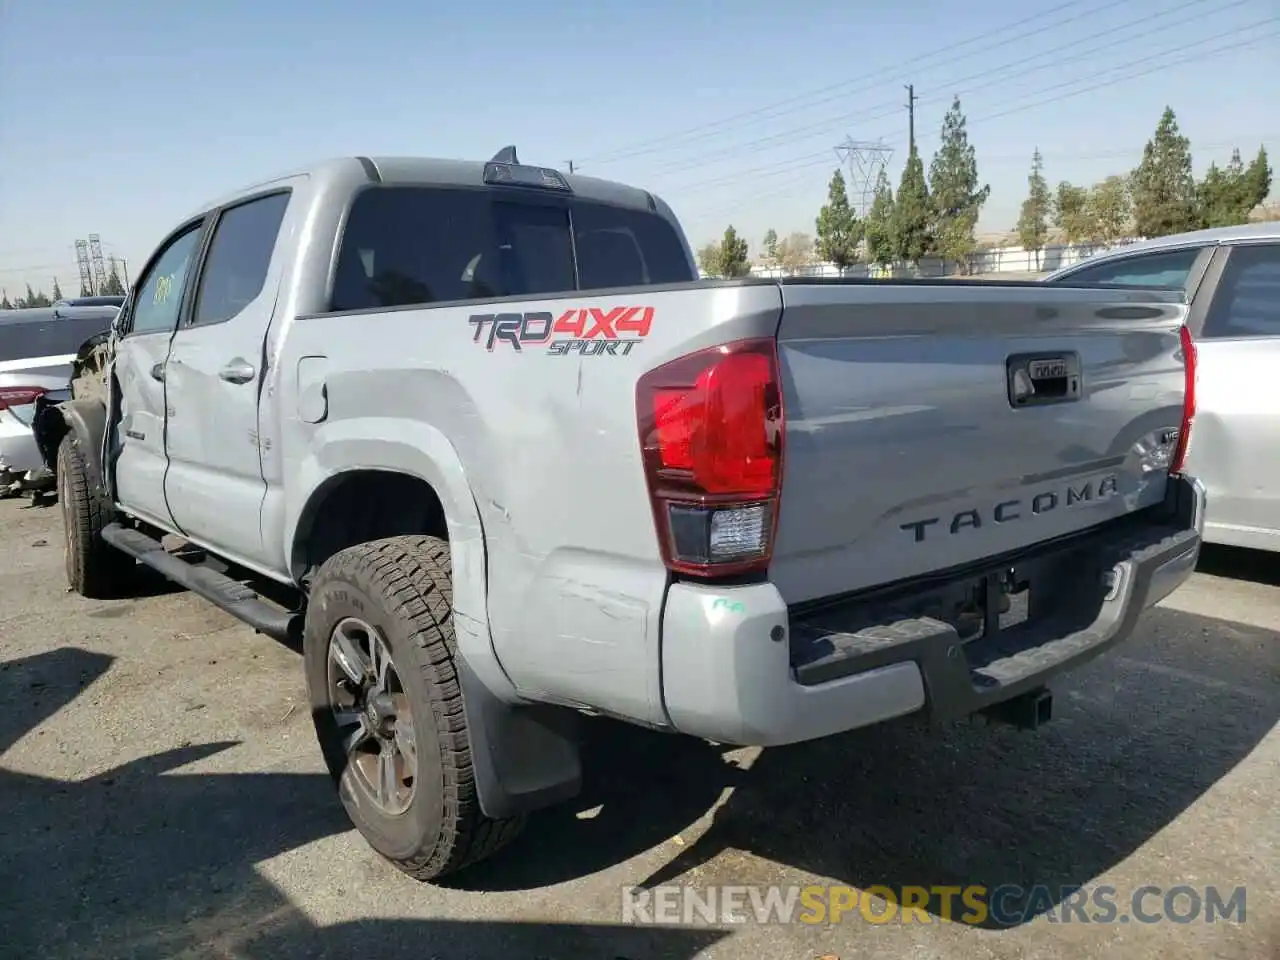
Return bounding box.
[112,220,206,531]
[162,190,292,570]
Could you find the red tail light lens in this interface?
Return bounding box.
[637,338,784,577]
[0,386,47,411]
[1170,324,1196,475]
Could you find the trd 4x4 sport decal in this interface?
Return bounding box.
[469,306,654,356]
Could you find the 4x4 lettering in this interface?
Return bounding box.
[615,306,654,337]
[553,309,585,338]
[583,307,626,339]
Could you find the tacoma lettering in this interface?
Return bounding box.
[899,475,1119,543]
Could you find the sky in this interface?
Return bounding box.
[1,0,1277,297]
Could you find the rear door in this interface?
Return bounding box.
[111,220,206,530]
[1184,240,1280,549]
[163,189,292,569]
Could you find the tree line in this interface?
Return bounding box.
[697,103,1272,277]
[1016,107,1270,261]
[1,261,128,310]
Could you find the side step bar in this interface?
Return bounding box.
[101,522,300,642]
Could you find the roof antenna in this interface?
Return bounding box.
[490,145,519,164]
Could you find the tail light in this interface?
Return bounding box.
[0,386,47,411]
[1169,323,1196,475]
[636,337,785,577]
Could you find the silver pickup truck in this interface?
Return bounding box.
[34,148,1205,882]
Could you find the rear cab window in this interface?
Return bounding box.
[328,186,694,312]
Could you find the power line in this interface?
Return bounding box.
[666,20,1276,200]
[579,0,1118,164]
[642,0,1246,182]
[685,133,1275,228]
[678,29,1278,225]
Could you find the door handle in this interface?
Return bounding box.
[218,359,257,384]
[150,362,166,382]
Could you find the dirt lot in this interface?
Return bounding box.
[0,496,1276,960]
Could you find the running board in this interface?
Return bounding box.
[101,522,300,642]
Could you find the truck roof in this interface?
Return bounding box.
[189,155,663,222]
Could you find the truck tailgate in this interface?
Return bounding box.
[769,281,1189,605]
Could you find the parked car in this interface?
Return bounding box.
[34,149,1202,882]
[0,305,119,490]
[1045,221,1280,552]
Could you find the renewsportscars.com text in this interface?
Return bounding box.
[621,883,1248,927]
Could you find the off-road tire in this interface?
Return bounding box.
[304,535,526,880]
[57,432,133,599]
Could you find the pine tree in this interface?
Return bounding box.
[0,291,11,310]
[717,225,751,278]
[762,229,778,262]
[1199,146,1273,227]
[1016,148,1051,267]
[1130,107,1198,237]
[1244,146,1273,213]
[815,169,862,273]
[104,261,126,295]
[893,149,932,265]
[52,279,64,302]
[864,168,896,268]
[928,96,990,270]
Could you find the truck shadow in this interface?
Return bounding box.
[455,606,1278,929]
[0,646,727,959]
[5,597,1274,945]
[1196,542,1280,587]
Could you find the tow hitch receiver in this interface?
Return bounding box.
[980,686,1053,731]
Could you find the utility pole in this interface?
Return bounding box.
[566,160,576,174]
[904,84,919,155]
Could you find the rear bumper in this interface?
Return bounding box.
[660,475,1204,746]
[0,408,43,476]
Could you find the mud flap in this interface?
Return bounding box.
[455,657,583,820]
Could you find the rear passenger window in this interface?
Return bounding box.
[1062,247,1203,289]
[1201,243,1280,338]
[574,203,693,289]
[190,191,291,327]
[329,186,692,312]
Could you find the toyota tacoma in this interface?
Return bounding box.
[34,148,1205,881]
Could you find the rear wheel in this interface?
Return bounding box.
[304,535,525,880]
[57,432,133,598]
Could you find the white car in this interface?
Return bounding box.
[1045,221,1280,552]
[0,302,120,484]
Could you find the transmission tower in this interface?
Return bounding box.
[834,137,894,218]
[88,234,109,293]
[75,240,95,295]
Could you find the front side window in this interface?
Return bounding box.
[329,186,692,312]
[1201,243,1280,339]
[1059,246,1203,290]
[190,191,291,327]
[129,223,205,335]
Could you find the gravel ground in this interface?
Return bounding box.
[0,496,1275,960]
